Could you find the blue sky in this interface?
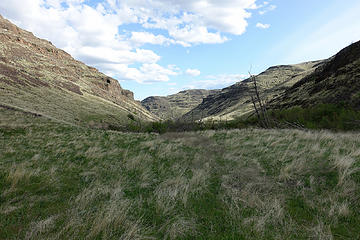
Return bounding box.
[1,0,360,100]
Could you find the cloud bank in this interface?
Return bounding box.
[0,0,258,83]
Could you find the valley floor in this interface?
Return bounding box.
[1,108,360,239]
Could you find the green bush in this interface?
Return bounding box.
[127,113,135,121]
[269,104,360,131]
[145,121,168,134]
[119,104,360,134]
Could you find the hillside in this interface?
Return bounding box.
[1,107,360,239]
[0,15,158,127]
[270,40,360,110]
[141,89,218,120]
[182,60,323,121]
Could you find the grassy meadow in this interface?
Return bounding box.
[1,107,360,239]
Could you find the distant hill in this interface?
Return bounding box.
[270,40,360,110]
[0,15,158,127]
[180,40,360,122]
[181,60,323,121]
[141,89,218,120]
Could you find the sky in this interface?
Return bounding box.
[1,0,360,100]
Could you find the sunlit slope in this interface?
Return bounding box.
[142,89,218,120]
[183,40,360,122]
[0,15,158,126]
[270,40,360,110]
[182,61,322,121]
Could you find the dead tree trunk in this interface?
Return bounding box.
[251,95,261,122]
[249,72,270,128]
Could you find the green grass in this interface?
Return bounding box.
[120,104,360,135]
[1,108,360,239]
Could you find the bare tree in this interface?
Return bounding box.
[249,71,270,128]
[251,95,261,122]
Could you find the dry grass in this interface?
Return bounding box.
[1,110,360,239]
[309,220,334,240]
[6,163,29,189]
[161,216,197,239]
[219,128,360,238]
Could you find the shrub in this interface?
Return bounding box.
[269,104,360,131]
[127,113,135,121]
[119,104,360,134]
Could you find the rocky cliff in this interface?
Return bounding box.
[0,15,158,125]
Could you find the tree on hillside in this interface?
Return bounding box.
[249,71,270,128]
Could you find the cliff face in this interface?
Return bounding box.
[0,15,158,125]
[141,89,218,120]
[181,61,323,121]
[270,40,360,110]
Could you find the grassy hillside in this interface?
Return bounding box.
[0,15,158,126]
[180,40,360,123]
[1,107,360,239]
[271,40,360,110]
[182,61,322,122]
[141,89,218,120]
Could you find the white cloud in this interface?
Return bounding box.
[133,0,256,36]
[187,74,248,89]
[256,23,271,29]
[76,47,160,65]
[168,65,181,72]
[98,63,179,83]
[0,0,258,83]
[140,63,179,82]
[252,1,269,10]
[130,31,173,46]
[259,5,276,15]
[168,26,228,45]
[186,69,201,77]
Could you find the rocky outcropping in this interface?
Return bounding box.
[0,15,158,125]
[141,89,218,120]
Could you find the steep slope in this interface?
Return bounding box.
[141,89,218,120]
[182,60,323,121]
[0,15,158,126]
[270,40,360,110]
